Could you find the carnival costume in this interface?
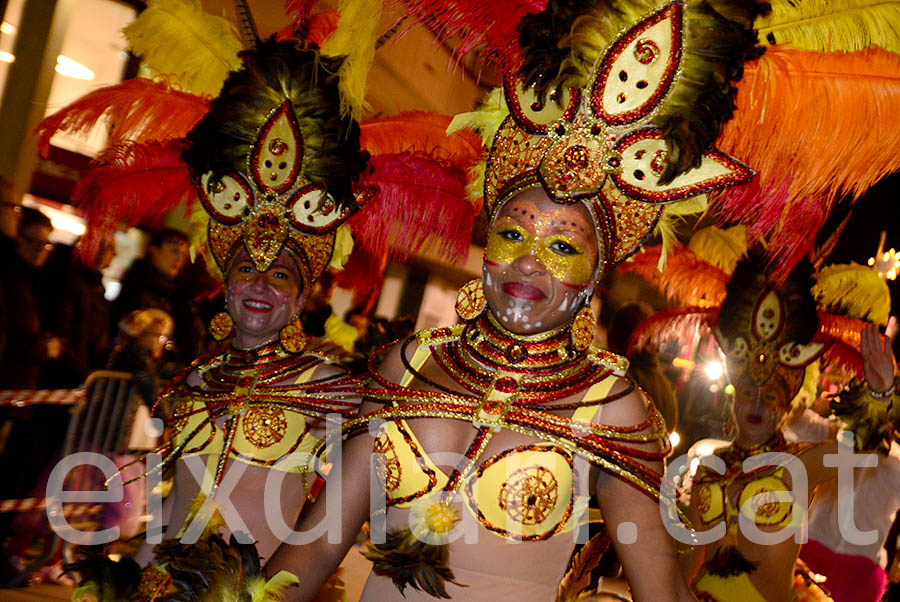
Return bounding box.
[316,0,780,598]
[357,0,900,598]
[625,236,896,601]
[35,1,483,600]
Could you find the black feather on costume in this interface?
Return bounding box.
[653,0,769,184]
[704,544,760,577]
[65,549,142,601]
[182,36,368,213]
[717,255,818,349]
[517,0,598,104]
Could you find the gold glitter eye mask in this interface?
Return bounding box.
[485,223,594,285]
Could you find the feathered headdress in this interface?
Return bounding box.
[33,0,482,289]
[623,229,892,392]
[417,0,900,281]
[450,0,759,274]
[180,37,369,285]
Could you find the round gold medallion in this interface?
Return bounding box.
[455,279,486,321]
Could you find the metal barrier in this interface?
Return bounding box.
[0,371,139,587]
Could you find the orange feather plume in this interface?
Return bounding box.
[620,245,730,307]
[32,78,210,156]
[715,46,900,280]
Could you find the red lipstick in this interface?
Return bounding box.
[503,282,546,300]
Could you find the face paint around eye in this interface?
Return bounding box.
[485,224,593,285]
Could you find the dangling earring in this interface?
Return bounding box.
[723,415,736,438]
[570,304,595,352]
[209,312,234,341]
[455,279,486,321]
[279,315,307,354]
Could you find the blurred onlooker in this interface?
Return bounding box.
[37,233,115,387]
[0,176,21,365]
[0,206,62,388]
[112,228,195,362]
[107,308,175,416]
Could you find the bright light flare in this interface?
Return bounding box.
[704,360,723,380]
[0,22,14,35]
[669,431,681,447]
[55,55,94,80]
[0,51,13,63]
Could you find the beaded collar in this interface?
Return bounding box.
[199,340,322,392]
[410,312,628,405]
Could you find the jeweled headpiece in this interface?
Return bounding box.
[478,1,756,270]
[182,38,369,286]
[715,260,822,400]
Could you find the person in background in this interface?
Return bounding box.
[112,228,192,362]
[38,232,115,388]
[0,176,21,366]
[0,206,62,387]
[107,308,175,419]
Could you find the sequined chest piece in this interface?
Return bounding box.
[165,344,330,485]
[371,316,628,541]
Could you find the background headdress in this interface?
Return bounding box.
[33,0,482,292]
[180,37,368,285]
[623,229,891,396]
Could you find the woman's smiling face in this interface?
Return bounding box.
[226,248,304,348]
[482,187,600,334]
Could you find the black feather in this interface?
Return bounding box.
[182,36,368,212]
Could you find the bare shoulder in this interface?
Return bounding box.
[591,374,654,428]
[375,336,418,384]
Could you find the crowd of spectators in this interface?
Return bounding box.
[0,176,202,391]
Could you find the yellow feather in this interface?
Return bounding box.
[246,570,300,602]
[812,263,891,325]
[123,0,244,97]
[447,87,505,212]
[756,0,900,54]
[320,0,384,118]
[447,87,507,147]
[175,493,226,539]
[328,223,354,271]
[687,225,747,275]
[323,314,359,351]
[654,195,707,270]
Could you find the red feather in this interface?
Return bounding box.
[353,154,474,265]
[33,78,210,156]
[361,111,483,167]
[627,307,715,356]
[74,140,195,261]
[394,0,546,70]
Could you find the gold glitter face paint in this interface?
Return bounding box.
[485,198,599,286]
[485,223,594,285]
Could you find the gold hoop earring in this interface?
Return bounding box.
[456,279,486,321]
[209,311,234,341]
[570,304,595,352]
[279,316,307,354]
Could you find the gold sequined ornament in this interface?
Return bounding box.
[279,319,307,354]
[455,278,487,320]
[570,305,595,352]
[209,311,234,341]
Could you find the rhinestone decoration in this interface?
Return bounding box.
[455,279,487,321]
[242,405,288,448]
[634,39,660,64]
[499,466,559,526]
